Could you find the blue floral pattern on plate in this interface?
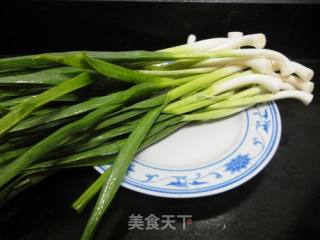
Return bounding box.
[225,154,251,173]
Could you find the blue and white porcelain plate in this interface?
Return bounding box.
[95,102,281,198]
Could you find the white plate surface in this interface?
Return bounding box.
[96,102,281,198]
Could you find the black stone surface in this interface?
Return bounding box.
[0,2,319,240]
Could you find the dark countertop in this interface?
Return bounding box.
[0,2,319,240]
